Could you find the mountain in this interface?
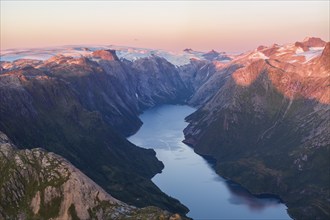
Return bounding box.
[0,50,190,215]
[183,41,330,219]
[294,37,326,52]
[91,49,120,61]
[202,49,232,62]
[0,38,328,219]
[0,131,184,220]
[130,55,190,108]
[1,45,236,67]
[179,59,241,107]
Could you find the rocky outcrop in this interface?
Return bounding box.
[294,37,326,51]
[131,56,190,109]
[0,52,189,215]
[183,40,330,219]
[31,52,190,136]
[179,59,241,107]
[1,38,328,219]
[92,49,120,61]
[202,50,232,61]
[0,131,184,220]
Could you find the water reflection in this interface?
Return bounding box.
[198,155,284,211]
[225,181,282,211]
[129,105,291,219]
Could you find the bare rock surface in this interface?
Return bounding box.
[0,131,184,220]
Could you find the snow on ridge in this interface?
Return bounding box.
[1,45,234,66]
[295,47,304,54]
[1,45,208,66]
[249,51,269,60]
[310,47,324,51]
[295,46,324,63]
[109,46,206,65]
[0,46,96,62]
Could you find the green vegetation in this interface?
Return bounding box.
[186,72,330,219]
[0,63,189,216]
[0,148,66,219]
[68,204,80,220]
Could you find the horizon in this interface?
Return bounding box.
[0,35,328,55]
[1,1,329,52]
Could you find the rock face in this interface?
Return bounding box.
[92,49,120,61]
[202,50,232,61]
[130,56,190,108]
[179,59,241,107]
[0,51,189,215]
[0,38,329,219]
[0,131,183,220]
[183,40,330,219]
[294,37,326,51]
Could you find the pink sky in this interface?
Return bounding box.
[1,1,329,52]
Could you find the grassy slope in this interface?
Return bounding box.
[185,72,330,219]
[0,74,188,215]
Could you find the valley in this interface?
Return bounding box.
[0,37,329,219]
[128,104,290,219]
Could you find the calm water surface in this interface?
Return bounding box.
[129,105,291,220]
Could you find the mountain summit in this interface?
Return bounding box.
[0,37,329,219]
[183,38,329,219]
[91,49,120,61]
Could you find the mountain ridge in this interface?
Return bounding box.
[0,131,185,220]
[0,51,191,215]
[1,37,329,219]
[183,39,330,219]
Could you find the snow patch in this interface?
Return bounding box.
[295,47,304,54]
[310,47,324,51]
[276,51,289,56]
[220,59,231,63]
[295,47,323,63]
[249,51,269,60]
[0,44,229,66]
[288,60,298,64]
[90,45,205,66]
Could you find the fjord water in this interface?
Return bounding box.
[128,105,291,219]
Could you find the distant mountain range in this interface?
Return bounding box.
[1,45,232,66]
[0,37,329,219]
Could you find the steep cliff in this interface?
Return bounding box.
[0,51,189,215]
[0,131,184,220]
[184,42,330,219]
[130,55,190,109]
[1,40,329,219]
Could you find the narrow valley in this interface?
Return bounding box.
[129,104,290,219]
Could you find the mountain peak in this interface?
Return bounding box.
[91,49,119,61]
[205,49,220,55]
[295,37,326,51]
[257,45,267,51]
[303,36,322,43]
[183,48,194,53]
[318,42,330,67]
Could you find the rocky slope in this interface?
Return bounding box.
[184,39,330,219]
[130,55,190,109]
[178,59,239,107]
[1,38,329,219]
[0,131,184,220]
[202,50,232,62]
[0,50,189,215]
[39,50,190,136]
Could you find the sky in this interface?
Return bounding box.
[1,0,329,52]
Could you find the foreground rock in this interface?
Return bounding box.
[0,51,189,215]
[0,131,185,220]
